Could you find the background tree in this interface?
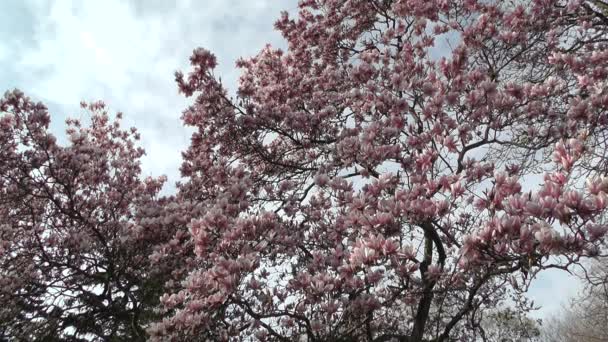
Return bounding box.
[0,90,174,341]
[148,0,608,341]
[540,259,608,342]
[480,308,541,342]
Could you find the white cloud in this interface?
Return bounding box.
[528,268,583,320]
[8,0,296,188]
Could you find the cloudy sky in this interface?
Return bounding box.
[0,0,580,321]
[0,0,297,181]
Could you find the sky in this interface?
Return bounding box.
[0,0,297,182]
[0,0,581,323]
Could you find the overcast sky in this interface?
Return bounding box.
[0,0,580,322]
[1,0,297,182]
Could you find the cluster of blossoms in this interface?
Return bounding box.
[150,0,608,341]
[3,0,608,341]
[0,91,175,340]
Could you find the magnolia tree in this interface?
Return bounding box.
[0,91,180,341]
[148,0,608,341]
[4,0,608,341]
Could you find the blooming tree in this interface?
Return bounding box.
[149,0,608,341]
[3,0,608,341]
[0,91,173,341]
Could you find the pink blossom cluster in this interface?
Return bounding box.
[4,0,608,341]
